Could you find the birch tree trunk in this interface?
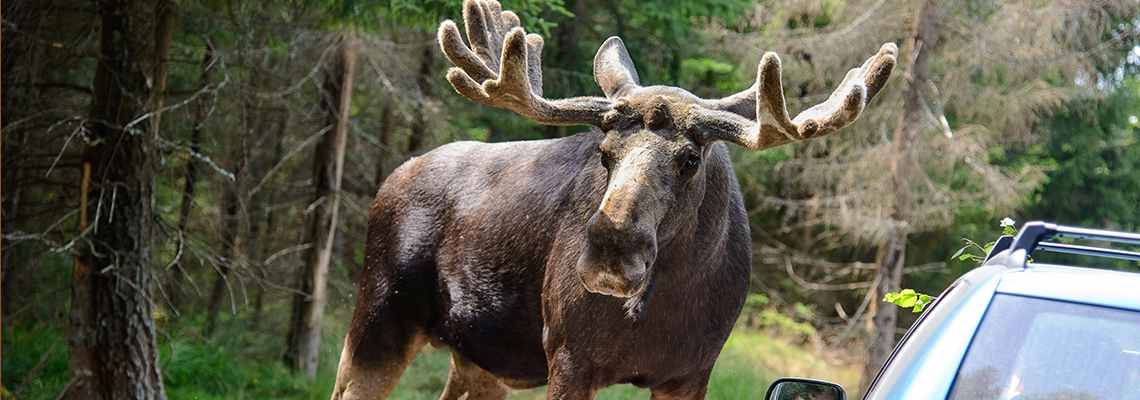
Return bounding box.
[861,0,937,392]
[284,33,358,378]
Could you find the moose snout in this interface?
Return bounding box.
[576,213,656,298]
[576,250,649,298]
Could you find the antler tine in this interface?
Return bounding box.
[437,0,611,126]
[697,43,898,150]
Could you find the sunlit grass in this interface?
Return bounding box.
[3,322,859,400]
[388,328,860,400]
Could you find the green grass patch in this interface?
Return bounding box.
[387,328,858,399]
[4,322,858,399]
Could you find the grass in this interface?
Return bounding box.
[3,322,859,400]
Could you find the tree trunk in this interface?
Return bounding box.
[206,77,259,335]
[67,162,99,399]
[606,1,626,42]
[149,0,174,135]
[249,27,297,330]
[169,38,216,313]
[1,131,26,318]
[406,41,433,155]
[543,0,584,139]
[66,0,170,398]
[204,145,244,336]
[860,0,937,393]
[205,25,280,336]
[373,101,393,188]
[250,104,289,330]
[284,33,358,378]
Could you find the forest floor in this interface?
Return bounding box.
[3,322,859,399]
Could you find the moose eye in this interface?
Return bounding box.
[681,151,701,173]
[599,147,615,170]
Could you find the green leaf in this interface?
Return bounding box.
[885,289,936,313]
[913,294,934,313]
[951,246,967,261]
[884,289,917,308]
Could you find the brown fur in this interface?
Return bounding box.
[331,129,749,400]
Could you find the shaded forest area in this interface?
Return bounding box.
[3,0,1140,399]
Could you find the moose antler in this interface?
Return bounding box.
[694,43,898,150]
[438,0,613,126]
[437,0,897,147]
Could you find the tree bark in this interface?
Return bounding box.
[1,131,25,318]
[203,142,244,337]
[168,38,216,313]
[205,25,279,336]
[860,0,937,393]
[66,0,170,398]
[250,105,289,330]
[406,41,433,155]
[66,162,99,400]
[203,82,255,336]
[149,0,174,135]
[284,33,358,378]
[373,101,394,188]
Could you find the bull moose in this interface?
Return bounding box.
[331,1,896,399]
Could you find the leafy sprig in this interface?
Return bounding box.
[883,289,933,313]
[884,218,1018,313]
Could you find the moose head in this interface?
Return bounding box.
[438,0,896,300]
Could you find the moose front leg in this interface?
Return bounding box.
[546,347,599,400]
[649,369,713,400]
[439,353,510,400]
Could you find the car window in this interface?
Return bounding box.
[948,294,1140,400]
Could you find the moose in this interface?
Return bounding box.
[332,1,896,399]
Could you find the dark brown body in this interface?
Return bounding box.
[334,130,750,399]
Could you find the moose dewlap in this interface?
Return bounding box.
[330,1,896,399]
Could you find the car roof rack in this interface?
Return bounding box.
[1002,221,1140,267]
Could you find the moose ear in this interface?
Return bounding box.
[593,37,641,98]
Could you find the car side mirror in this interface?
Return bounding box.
[764,377,847,400]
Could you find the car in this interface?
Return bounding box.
[764,221,1140,400]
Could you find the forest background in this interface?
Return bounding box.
[3,0,1140,398]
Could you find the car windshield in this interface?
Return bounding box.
[948,294,1140,400]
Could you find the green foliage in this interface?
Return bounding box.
[312,0,568,34]
[1029,79,1140,236]
[883,289,934,314]
[741,293,818,343]
[952,217,1019,265]
[3,322,852,400]
[757,308,818,343]
[744,292,771,310]
[605,0,753,84]
[1,325,69,400]
[680,57,745,96]
[888,218,1020,313]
